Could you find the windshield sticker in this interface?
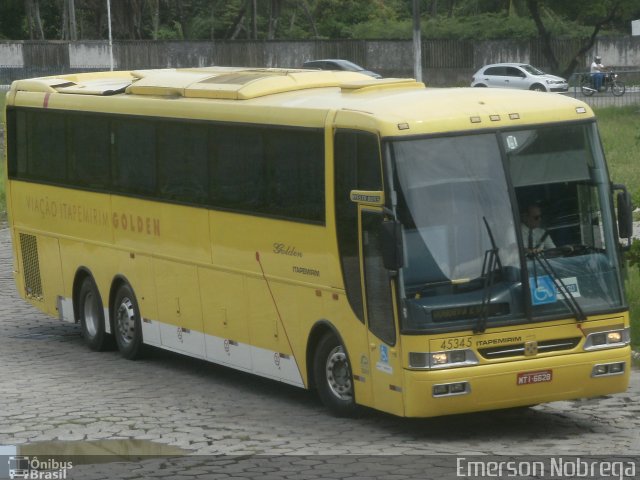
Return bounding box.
[506,135,518,150]
[556,277,581,298]
[530,275,557,305]
[530,275,581,305]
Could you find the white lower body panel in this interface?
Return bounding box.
[61,296,304,387]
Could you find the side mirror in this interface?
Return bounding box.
[613,184,633,239]
[380,219,404,271]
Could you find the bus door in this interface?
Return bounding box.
[358,207,405,416]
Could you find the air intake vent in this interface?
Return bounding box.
[19,233,43,301]
[478,337,581,359]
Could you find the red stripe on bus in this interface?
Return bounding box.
[43,93,50,108]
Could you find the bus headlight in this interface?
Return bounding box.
[408,349,479,370]
[583,328,630,351]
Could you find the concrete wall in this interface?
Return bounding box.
[1,36,639,86]
[594,36,640,69]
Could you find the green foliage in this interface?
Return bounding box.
[0,0,26,39]
[2,0,637,41]
[626,239,640,271]
[350,19,412,39]
[423,13,538,40]
[549,0,640,32]
[155,23,183,41]
[348,11,598,41]
[625,269,640,348]
[597,105,640,344]
[596,106,640,209]
[314,0,401,38]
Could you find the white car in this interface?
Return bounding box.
[471,63,568,92]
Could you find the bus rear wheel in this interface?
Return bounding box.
[78,276,113,351]
[113,283,144,360]
[313,333,356,417]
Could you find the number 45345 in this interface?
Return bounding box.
[439,337,472,350]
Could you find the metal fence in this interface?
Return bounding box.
[3,37,640,88]
[4,66,640,111]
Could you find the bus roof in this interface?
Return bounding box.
[8,67,594,137]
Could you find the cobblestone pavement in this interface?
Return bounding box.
[0,224,639,479]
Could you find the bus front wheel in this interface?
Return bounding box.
[313,333,357,417]
[113,283,144,360]
[78,276,113,351]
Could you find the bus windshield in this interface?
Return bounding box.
[392,122,624,333]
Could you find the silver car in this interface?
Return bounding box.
[302,59,382,78]
[471,63,568,92]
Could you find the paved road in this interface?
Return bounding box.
[0,225,639,479]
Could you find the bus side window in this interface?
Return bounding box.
[6,109,28,178]
[210,127,264,210]
[68,114,110,189]
[264,128,324,222]
[112,119,157,195]
[27,111,67,182]
[157,122,208,203]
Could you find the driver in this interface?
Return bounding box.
[590,55,606,91]
[521,204,555,252]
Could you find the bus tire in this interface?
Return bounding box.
[313,333,356,417]
[113,283,144,360]
[78,276,113,351]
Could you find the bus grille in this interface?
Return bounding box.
[19,233,43,301]
[478,337,581,359]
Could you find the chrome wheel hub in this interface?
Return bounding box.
[325,346,353,401]
[116,297,136,345]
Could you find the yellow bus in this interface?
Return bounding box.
[3,67,633,417]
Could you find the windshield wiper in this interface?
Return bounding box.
[529,251,586,322]
[474,217,503,334]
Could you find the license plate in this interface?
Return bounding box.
[517,369,552,385]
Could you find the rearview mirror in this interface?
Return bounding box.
[614,185,633,239]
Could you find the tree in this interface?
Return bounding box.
[527,0,640,77]
[149,0,160,39]
[0,0,26,39]
[0,0,638,41]
[25,0,45,39]
[60,0,77,40]
[267,0,282,40]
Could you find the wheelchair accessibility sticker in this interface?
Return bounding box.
[530,275,581,305]
[376,344,393,375]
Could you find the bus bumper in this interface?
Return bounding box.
[402,347,631,418]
